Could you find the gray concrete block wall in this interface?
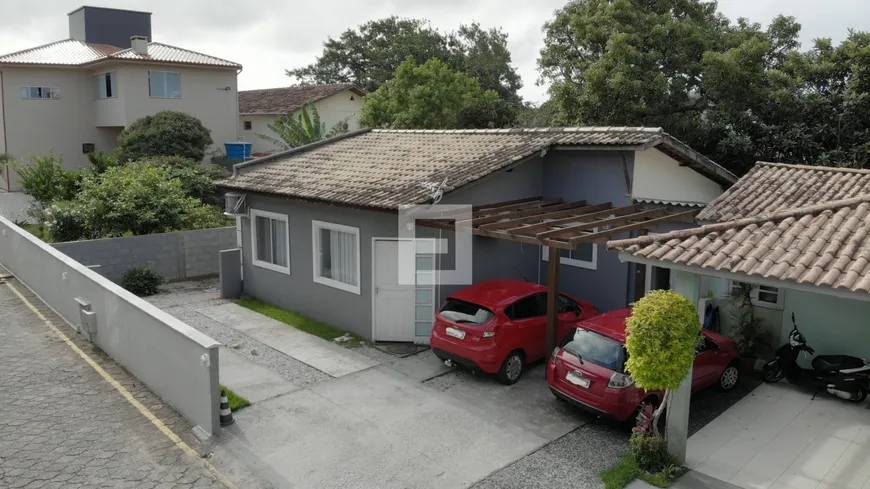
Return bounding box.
[51,227,235,283]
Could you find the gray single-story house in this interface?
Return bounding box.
[217,127,737,343]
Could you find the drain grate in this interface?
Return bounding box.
[373,343,428,358]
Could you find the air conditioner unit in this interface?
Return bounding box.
[224,192,248,217]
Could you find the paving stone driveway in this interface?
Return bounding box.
[0,278,226,489]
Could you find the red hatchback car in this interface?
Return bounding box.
[547,308,740,424]
[430,279,599,385]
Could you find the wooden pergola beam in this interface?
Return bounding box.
[417,219,577,250]
[471,198,560,218]
[466,199,565,225]
[472,196,541,212]
[505,203,620,234]
[479,201,588,230]
[542,208,670,241]
[572,209,700,243]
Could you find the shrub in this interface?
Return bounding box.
[14,152,85,210]
[116,111,213,162]
[629,433,677,473]
[122,266,165,297]
[87,150,118,173]
[181,204,234,230]
[43,201,94,242]
[141,157,229,206]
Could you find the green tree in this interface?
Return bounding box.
[360,57,515,129]
[71,164,214,237]
[287,17,522,104]
[258,103,349,150]
[539,0,870,174]
[625,290,701,435]
[116,111,213,162]
[14,152,85,213]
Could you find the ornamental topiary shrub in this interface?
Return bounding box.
[116,111,213,162]
[625,289,701,436]
[122,266,165,297]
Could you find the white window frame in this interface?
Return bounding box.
[728,280,785,310]
[148,70,181,99]
[250,209,290,275]
[312,220,361,295]
[542,233,598,270]
[21,86,60,100]
[94,71,117,99]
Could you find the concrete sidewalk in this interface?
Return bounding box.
[198,303,379,378]
[219,347,299,403]
[627,470,742,489]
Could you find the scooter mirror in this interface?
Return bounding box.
[791,312,795,323]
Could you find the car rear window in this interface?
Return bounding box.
[560,327,628,373]
[439,299,494,326]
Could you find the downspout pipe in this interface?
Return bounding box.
[0,71,9,190]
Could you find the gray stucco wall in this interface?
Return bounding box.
[52,227,236,283]
[240,194,397,339]
[0,215,221,435]
[542,150,636,312]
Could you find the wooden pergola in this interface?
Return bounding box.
[417,196,698,352]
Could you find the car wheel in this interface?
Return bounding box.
[497,350,525,385]
[849,384,867,403]
[763,363,785,383]
[717,363,740,391]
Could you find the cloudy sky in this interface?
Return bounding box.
[1,0,869,103]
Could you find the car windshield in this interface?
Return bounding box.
[560,327,628,373]
[439,299,495,326]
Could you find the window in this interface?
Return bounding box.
[439,299,494,326]
[312,220,360,294]
[243,121,252,130]
[94,71,117,99]
[250,209,290,274]
[560,327,628,373]
[559,294,582,315]
[505,293,548,320]
[21,87,59,99]
[149,71,181,98]
[728,281,784,309]
[542,240,598,270]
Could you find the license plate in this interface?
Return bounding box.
[566,372,590,388]
[445,327,466,340]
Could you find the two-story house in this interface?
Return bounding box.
[216,127,737,343]
[0,6,241,191]
[238,84,365,156]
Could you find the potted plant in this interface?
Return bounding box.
[728,283,772,374]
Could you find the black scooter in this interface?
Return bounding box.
[763,313,869,403]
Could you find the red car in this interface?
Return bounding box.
[547,308,740,425]
[430,279,599,385]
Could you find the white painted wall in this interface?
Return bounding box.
[239,89,364,154]
[0,63,239,189]
[0,66,100,190]
[631,148,723,205]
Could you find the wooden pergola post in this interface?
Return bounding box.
[546,245,560,353]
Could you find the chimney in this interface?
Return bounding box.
[131,36,148,55]
[67,6,151,48]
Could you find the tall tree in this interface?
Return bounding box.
[359,57,515,130]
[539,0,870,174]
[288,17,523,104]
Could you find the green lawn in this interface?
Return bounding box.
[600,455,679,489]
[220,385,251,412]
[236,297,362,347]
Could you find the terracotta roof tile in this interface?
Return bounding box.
[239,84,365,114]
[700,162,870,221]
[218,127,735,210]
[610,197,870,296]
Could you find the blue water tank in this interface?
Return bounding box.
[225,142,252,160]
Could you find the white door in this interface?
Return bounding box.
[374,240,416,342]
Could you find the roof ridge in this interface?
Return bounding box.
[609,194,870,250]
[112,41,240,67]
[756,161,870,174]
[370,126,664,135]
